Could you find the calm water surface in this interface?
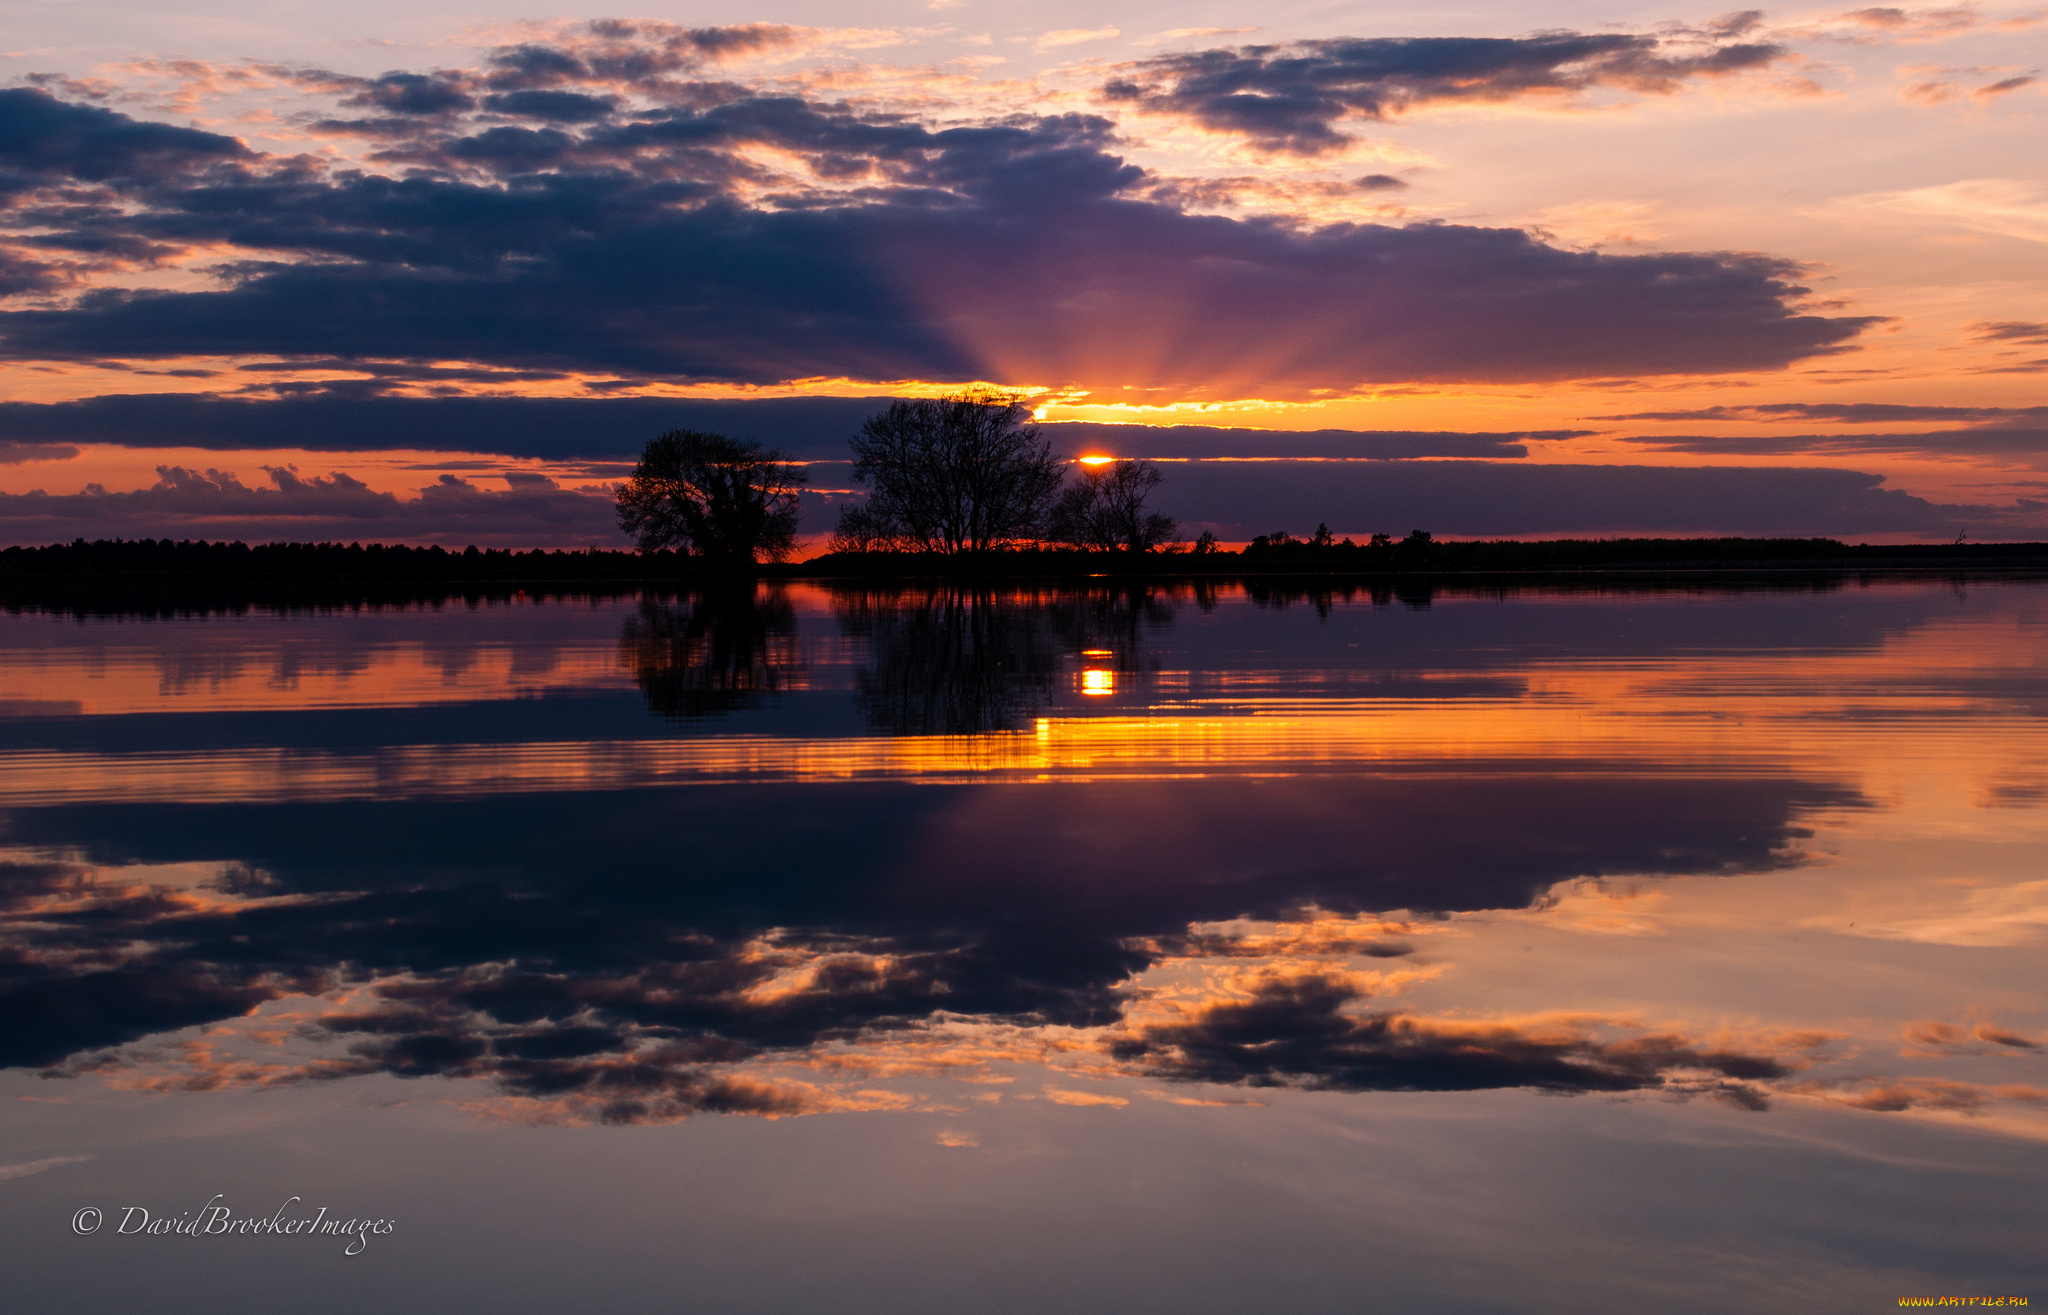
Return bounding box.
[2,578,2044,1312]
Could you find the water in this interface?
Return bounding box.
[2,578,2043,1312]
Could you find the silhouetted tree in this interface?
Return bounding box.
[616,430,806,564]
[1048,458,1179,553]
[826,501,902,554]
[1392,529,1435,568]
[842,391,1064,554]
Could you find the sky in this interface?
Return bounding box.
[0,0,2043,545]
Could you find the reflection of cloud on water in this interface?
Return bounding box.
[19,853,2042,1130]
[6,582,2046,1142]
[1810,879,2048,947]
[1,762,1862,1100]
[1108,969,1806,1109]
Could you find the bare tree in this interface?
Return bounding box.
[842,390,1065,554]
[616,430,807,564]
[1047,458,1179,553]
[826,500,905,554]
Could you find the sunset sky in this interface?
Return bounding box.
[0,0,2043,545]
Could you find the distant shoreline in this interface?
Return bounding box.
[4,536,2048,579]
[3,538,2047,613]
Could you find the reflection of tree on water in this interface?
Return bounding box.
[832,583,1179,734]
[1244,578,1437,616]
[834,585,1062,734]
[619,585,802,721]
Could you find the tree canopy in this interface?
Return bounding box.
[1048,458,1179,553]
[615,430,806,564]
[838,391,1065,554]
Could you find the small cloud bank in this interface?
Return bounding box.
[1101,32,1785,154]
[0,464,626,548]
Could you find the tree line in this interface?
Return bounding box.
[615,389,1181,563]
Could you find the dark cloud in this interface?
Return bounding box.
[1972,321,2048,346]
[1594,402,2048,465]
[0,244,71,295]
[1149,460,1982,538]
[1046,423,1559,459]
[479,22,801,92]
[341,72,475,117]
[1614,427,2048,463]
[0,392,1560,461]
[1101,33,1784,155]
[0,87,249,186]
[0,392,890,458]
[0,77,1873,392]
[481,90,621,123]
[1597,402,2045,424]
[0,441,78,464]
[1974,75,2036,98]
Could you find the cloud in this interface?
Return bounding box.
[1903,1019,2043,1054]
[0,87,250,185]
[1148,460,1981,537]
[0,72,1874,395]
[0,464,625,548]
[1803,1076,2048,1114]
[1973,320,2048,345]
[1597,401,2048,462]
[0,1155,91,1181]
[0,392,1558,464]
[480,90,622,123]
[1819,5,2038,43]
[1131,28,1261,48]
[1597,402,2044,424]
[0,441,77,464]
[1100,32,1785,155]
[1841,178,2048,244]
[1044,423,1558,460]
[1973,74,2038,98]
[0,393,894,459]
[1037,27,1121,52]
[1613,426,2048,463]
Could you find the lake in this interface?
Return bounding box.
[2,576,2043,1312]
